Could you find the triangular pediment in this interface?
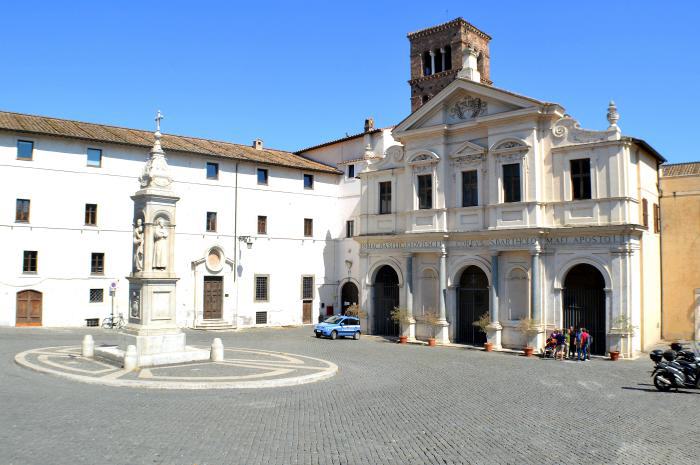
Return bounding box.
[395,78,546,134]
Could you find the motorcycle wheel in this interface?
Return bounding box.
[653,373,672,392]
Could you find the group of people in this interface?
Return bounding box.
[546,327,592,361]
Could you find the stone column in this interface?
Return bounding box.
[429,50,436,75]
[440,47,446,71]
[403,253,416,341]
[486,252,502,349]
[435,245,450,343]
[529,250,544,351]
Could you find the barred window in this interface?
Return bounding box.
[255,311,268,324]
[91,252,104,274]
[255,275,269,302]
[16,199,30,222]
[89,289,104,303]
[23,251,37,273]
[302,276,314,300]
[85,203,97,226]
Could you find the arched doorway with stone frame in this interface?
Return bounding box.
[340,281,359,315]
[455,266,489,345]
[191,246,235,328]
[562,263,607,355]
[372,265,400,337]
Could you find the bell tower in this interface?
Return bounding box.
[407,17,492,113]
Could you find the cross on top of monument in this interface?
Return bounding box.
[155,110,164,133]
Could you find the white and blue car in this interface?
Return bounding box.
[314,315,361,340]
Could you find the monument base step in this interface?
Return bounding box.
[194,319,236,331]
[95,345,211,368]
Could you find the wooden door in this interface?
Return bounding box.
[203,276,223,320]
[302,300,312,324]
[16,290,42,326]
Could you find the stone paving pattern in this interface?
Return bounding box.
[2,326,699,465]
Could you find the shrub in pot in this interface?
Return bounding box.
[608,315,637,360]
[472,312,492,351]
[390,307,411,344]
[423,311,440,347]
[516,317,538,357]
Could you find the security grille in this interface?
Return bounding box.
[256,311,268,325]
[89,289,104,303]
[255,276,269,301]
[302,276,314,300]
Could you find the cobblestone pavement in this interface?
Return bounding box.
[1,326,699,465]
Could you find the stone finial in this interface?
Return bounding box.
[607,100,620,131]
[139,110,173,189]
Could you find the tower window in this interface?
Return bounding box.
[422,51,432,76]
[434,48,443,73]
[444,45,452,70]
[421,95,430,105]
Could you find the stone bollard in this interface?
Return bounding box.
[123,345,138,371]
[210,338,224,362]
[81,335,95,358]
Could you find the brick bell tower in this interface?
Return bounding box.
[407,17,492,112]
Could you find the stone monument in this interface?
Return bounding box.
[96,111,211,367]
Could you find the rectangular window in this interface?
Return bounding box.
[347,164,355,178]
[303,174,314,189]
[502,163,521,203]
[642,198,649,229]
[379,181,391,214]
[461,170,478,207]
[87,148,102,167]
[653,203,660,233]
[257,168,268,185]
[255,311,268,324]
[304,218,313,237]
[91,252,105,274]
[346,220,354,238]
[302,276,314,300]
[257,215,267,235]
[570,158,592,200]
[206,162,219,180]
[417,174,433,209]
[17,140,34,160]
[15,199,30,222]
[85,204,97,226]
[206,212,217,232]
[23,251,37,273]
[255,275,269,302]
[89,289,104,303]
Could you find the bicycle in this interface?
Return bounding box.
[102,313,126,329]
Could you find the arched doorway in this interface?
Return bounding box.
[340,282,358,315]
[373,265,399,337]
[16,290,42,326]
[456,266,489,345]
[563,264,606,355]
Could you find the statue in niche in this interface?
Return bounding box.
[133,218,144,271]
[152,217,169,270]
[130,291,140,319]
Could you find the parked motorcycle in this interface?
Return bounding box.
[650,343,700,392]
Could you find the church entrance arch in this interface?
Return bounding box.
[562,264,606,355]
[373,266,399,337]
[340,282,358,315]
[456,266,488,345]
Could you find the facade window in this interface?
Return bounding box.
[379,181,392,214]
[206,162,219,180]
[570,158,592,200]
[255,275,269,302]
[87,148,102,167]
[17,140,34,160]
[85,204,97,226]
[346,220,354,238]
[642,198,649,229]
[301,276,314,300]
[257,168,268,185]
[417,174,433,209]
[304,218,313,237]
[23,251,38,273]
[461,170,478,207]
[15,199,30,222]
[258,215,267,235]
[89,289,104,303]
[347,164,355,178]
[502,163,521,203]
[303,174,314,189]
[422,51,432,76]
[653,203,660,233]
[91,252,105,274]
[206,212,217,232]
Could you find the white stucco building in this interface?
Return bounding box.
[1,17,664,357]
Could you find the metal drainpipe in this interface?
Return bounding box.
[657,160,663,339]
[233,162,239,328]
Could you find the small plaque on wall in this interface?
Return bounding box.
[152,291,171,320]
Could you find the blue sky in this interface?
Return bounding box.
[1,1,698,162]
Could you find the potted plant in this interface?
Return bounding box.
[423,311,441,347]
[609,314,637,360]
[516,317,538,357]
[345,304,367,330]
[390,307,411,344]
[472,312,492,351]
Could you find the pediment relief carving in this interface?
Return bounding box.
[490,138,529,159]
[407,150,440,168]
[448,95,488,121]
[384,145,405,162]
[551,117,618,146]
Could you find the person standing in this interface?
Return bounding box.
[564,327,571,360]
[585,329,592,360]
[579,328,589,361]
[556,329,566,360]
[568,326,576,360]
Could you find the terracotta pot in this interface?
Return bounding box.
[427,338,437,347]
[399,335,408,344]
[523,346,534,357]
[610,351,620,361]
[484,342,493,352]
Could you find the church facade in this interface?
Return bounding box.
[0,18,664,357]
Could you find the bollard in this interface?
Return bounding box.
[81,335,95,358]
[123,345,138,371]
[210,338,224,362]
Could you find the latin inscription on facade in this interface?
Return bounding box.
[361,235,628,251]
